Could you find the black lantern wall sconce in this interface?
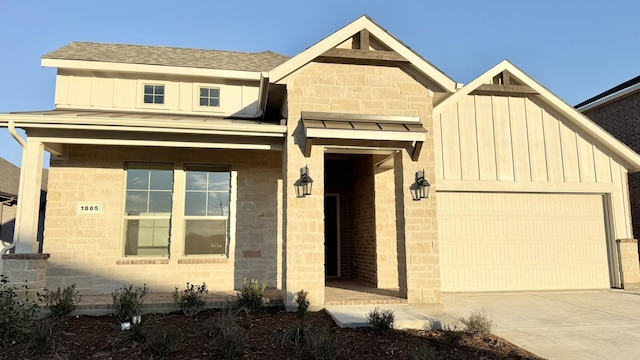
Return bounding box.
[411,170,431,201]
[295,165,313,197]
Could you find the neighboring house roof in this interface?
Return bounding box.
[42,42,290,73]
[433,60,640,172]
[575,75,640,112]
[0,157,20,198]
[269,15,457,93]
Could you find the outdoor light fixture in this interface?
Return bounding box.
[295,165,313,197]
[412,170,430,201]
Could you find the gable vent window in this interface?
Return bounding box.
[144,85,165,104]
[199,88,220,107]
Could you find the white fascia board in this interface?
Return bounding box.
[306,127,426,142]
[28,136,283,151]
[576,83,640,112]
[0,114,286,137]
[269,16,456,92]
[41,59,262,81]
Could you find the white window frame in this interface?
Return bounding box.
[136,81,170,110]
[122,163,174,257]
[182,165,235,257]
[192,83,225,113]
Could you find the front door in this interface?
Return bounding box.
[324,195,339,277]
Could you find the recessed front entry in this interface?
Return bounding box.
[324,194,339,277]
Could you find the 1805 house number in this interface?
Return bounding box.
[77,203,102,215]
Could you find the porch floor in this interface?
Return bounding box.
[325,278,407,306]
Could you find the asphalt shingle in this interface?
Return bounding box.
[43,42,290,72]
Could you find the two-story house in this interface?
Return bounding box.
[2,16,640,307]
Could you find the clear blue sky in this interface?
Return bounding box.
[1,0,638,167]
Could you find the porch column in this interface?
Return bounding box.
[394,150,440,303]
[282,131,325,309]
[14,139,44,253]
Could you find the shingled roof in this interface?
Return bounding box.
[0,158,19,198]
[43,42,290,72]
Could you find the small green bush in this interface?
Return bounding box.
[38,284,81,319]
[295,289,310,315]
[173,282,208,317]
[112,284,148,323]
[235,278,265,312]
[0,275,40,348]
[459,309,493,336]
[366,307,395,335]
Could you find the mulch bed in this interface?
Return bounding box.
[1,308,544,359]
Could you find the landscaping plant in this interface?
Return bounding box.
[295,289,310,315]
[0,275,40,348]
[459,309,493,336]
[208,307,246,359]
[173,282,208,317]
[111,284,148,323]
[235,277,266,312]
[366,307,395,335]
[38,284,81,319]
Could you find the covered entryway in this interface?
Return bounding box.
[438,192,611,292]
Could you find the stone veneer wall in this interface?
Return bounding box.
[44,145,281,295]
[375,165,399,289]
[1,253,50,296]
[283,61,440,304]
[618,238,640,289]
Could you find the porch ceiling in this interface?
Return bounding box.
[301,111,426,160]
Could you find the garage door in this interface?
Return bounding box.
[438,192,611,292]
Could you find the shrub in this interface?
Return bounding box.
[459,309,493,336]
[173,282,208,317]
[38,284,81,319]
[235,278,265,312]
[0,275,40,348]
[310,328,341,360]
[147,328,181,356]
[440,322,464,346]
[366,307,395,335]
[295,289,310,315]
[275,322,320,348]
[112,284,148,323]
[208,308,246,359]
[26,317,57,354]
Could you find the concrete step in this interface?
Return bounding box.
[325,304,442,330]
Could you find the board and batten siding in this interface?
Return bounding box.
[53,73,260,117]
[434,94,633,241]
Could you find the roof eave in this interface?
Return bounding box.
[41,58,263,81]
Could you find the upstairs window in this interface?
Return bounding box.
[199,87,220,107]
[144,85,165,104]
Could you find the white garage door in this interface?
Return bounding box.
[438,192,611,292]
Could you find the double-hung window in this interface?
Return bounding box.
[184,165,230,255]
[124,164,173,256]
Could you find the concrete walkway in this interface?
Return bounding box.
[436,290,640,360]
[326,290,640,359]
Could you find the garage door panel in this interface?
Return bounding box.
[438,192,610,291]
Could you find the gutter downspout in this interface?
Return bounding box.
[1,120,26,255]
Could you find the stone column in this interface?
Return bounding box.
[1,253,50,296]
[617,239,640,290]
[14,140,45,253]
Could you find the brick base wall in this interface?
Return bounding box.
[1,253,50,296]
[617,239,640,290]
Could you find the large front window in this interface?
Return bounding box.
[124,164,173,256]
[184,166,230,255]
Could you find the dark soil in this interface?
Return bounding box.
[0,308,544,359]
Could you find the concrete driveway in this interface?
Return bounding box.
[436,290,640,360]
